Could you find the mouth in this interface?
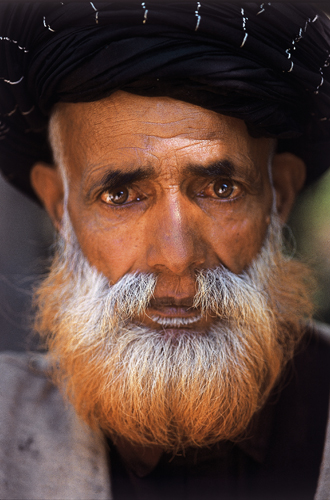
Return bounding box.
[149,311,203,328]
[139,297,206,331]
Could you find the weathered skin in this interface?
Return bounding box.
[31,91,305,333]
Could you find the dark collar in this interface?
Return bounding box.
[113,392,277,478]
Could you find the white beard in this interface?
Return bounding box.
[33,211,313,451]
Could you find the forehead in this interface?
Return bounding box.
[50,91,272,178]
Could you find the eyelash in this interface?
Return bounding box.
[99,185,144,208]
[99,178,244,208]
[197,178,243,202]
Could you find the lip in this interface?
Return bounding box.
[149,313,203,328]
[145,305,203,329]
[149,305,197,317]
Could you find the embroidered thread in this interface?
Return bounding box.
[142,3,148,24]
[90,2,99,24]
[195,2,201,31]
[283,16,318,73]
[43,16,56,32]
[0,75,24,85]
[0,37,29,53]
[0,120,9,138]
[1,104,35,117]
[256,3,271,15]
[315,51,330,95]
[240,8,248,48]
[4,105,18,117]
[21,105,35,116]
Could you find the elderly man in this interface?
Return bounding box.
[0,2,330,499]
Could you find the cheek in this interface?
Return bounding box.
[207,201,271,273]
[68,208,146,283]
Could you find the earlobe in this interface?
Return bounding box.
[30,162,64,231]
[271,152,306,223]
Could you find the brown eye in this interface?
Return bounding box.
[213,179,235,199]
[101,187,129,205]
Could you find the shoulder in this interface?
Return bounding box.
[296,320,330,367]
[0,350,50,381]
[0,351,111,499]
[0,351,58,409]
[0,351,68,446]
[286,321,330,401]
[312,320,330,344]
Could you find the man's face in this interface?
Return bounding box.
[50,91,274,333]
[31,91,311,448]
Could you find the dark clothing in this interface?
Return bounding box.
[109,328,330,500]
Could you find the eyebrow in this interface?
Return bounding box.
[85,166,155,200]
[185,160,236,178]
[85,158,250,201]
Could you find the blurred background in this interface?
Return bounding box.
[0,167,330,352]
[0,176,53,351]
[289,169,330,325]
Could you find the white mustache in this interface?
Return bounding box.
[59,207,276,332]
[95,264,267,330]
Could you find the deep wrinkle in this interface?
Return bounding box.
[84,167,154,203]
[84,158,261,205]
[44,92,283,282]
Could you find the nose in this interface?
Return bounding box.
[146,192,206,275]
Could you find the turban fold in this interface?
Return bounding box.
[0,1,330,201]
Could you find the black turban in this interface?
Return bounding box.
[0,1,330,201]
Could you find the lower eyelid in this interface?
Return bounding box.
[101,191,147,207]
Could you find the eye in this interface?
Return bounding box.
[198,177,242,201]
[101,187,129,205]
[100,185,146,206]
[213,179,235,199]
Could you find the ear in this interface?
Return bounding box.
[30,162,64,231]
[271,152,306,223]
